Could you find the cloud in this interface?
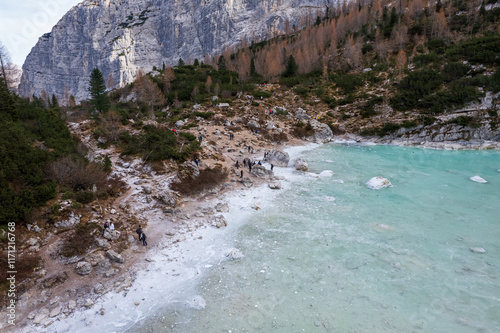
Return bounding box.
[0,0,82,66]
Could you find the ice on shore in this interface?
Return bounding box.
[470,175,487,183]
[365,176,392,190]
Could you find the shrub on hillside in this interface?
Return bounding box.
[60,223,101,257]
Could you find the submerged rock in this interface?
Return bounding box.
[470,175,487,183]
[365,176,391,190]
[470,247,486,254]
[226,248,244,260]
[269,182,282,190]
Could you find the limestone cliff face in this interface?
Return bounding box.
[19,0,331,103]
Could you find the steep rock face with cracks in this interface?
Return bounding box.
[19,0,330,103]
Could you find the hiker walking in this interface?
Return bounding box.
[236,160,239,169]
[271,164,274,171]
[140,232,147,246]
[136,225,143,241]
[240,170,243,178]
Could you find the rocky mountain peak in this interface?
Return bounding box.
[19,0,331,103]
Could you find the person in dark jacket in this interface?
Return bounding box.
[136,226,143,240]
[103,220,110,235]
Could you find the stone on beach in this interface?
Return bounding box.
[212,215,228,228]
[75,261,92,276]
[250,165,273,178]
[365,176,392,190]
[215,202,229,212]
[470,175,487,183]
[106,250,124,263]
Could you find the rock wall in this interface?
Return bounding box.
[19,0,330,103]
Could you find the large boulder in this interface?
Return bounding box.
[86,252,106,266]
[156,190,180,207]
[75,261,92,276]
[247,120,260,129]
[94,238,111,249]
[264,149,290,167]
[250,165,273,179]
[106,250,124,264]
[41,272,68,289]
[178,161,200,180]
[294,158,309,171]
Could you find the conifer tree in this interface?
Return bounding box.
[283,55,298,77]
[178,58,185,66]
[217,56,227,71]
[250,58,257,77]
[88,68,110,113]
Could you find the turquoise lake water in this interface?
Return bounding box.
[140,144,500,332]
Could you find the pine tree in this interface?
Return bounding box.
[51,94,58,108]
[250,58,257,77]
[217,56,227,71]
[178,58,185,66]
[194,58,200,66]
[88,68,110,113]
[283,55,298,77]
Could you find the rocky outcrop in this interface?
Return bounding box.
[305,120,334,143]
[178,161,199,180]
[382,122,500,147]
[19,0,330,103]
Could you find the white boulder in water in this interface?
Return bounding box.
[365,176,391,190]
[294,158,309,171]
[470,175,487,183]
[319,170,334,177]
[470,247,486,254]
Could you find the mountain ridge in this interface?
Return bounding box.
[19,0,331,103]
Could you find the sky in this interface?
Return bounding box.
[0,0,82,66]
